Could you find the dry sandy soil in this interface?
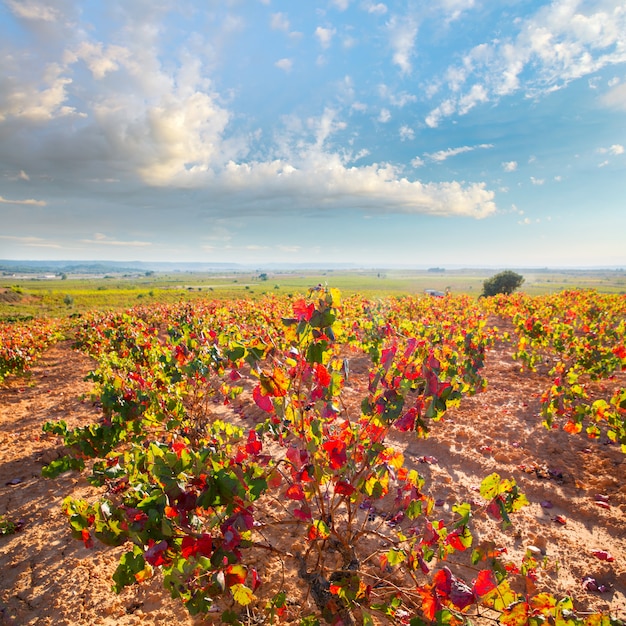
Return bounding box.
[0,333,625,625]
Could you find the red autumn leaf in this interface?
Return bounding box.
[314,363,332,387]
[563,420,582,434]
[144,539,169,566]
[323,439,347,470]
[181,536,197,559]
[286,483,306,501]
[417,586,441,621]
[253,385,274,412]
[225,564,247,586]
[196,533,213,557]
[433,567,452,595]
[335,480,355,496]
[293,505,312,520]
[245,429,262,455]
[172,441,187,459]
[81,528,93,549]
[591,550,614,562]
[395,407,417,432]
[473,569,498,597]
[449,576,475,610]
[181,534,212,559]
[286,445,307,469]
[447,531,470,552]
[251,567,262,591]
[164,505,179,519]
[293,299,314,322]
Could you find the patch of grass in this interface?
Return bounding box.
[0,515,17,536]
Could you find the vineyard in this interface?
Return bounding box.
[0,287,624,625]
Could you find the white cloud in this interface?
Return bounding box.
[66,42,130,80]
[364,2,387,15]
[315,27,336,49]
[378,84,417,107]
[426,0,626,125]
[411,156,425,168]
[331,0,351,9]
[219,157,496,219]
[0,62,81,122]
[378,108,391,122]
[597,144,624,155]
[5,0,60,22]
[0,235,62,248]
[19,170,30,181]
[275,58,293,72]
[271,13,290,31]
[0,195,46,206]
[601,81,626,110]
[530,176,545,185]
[441,0,476,22]
[387,15,418,75]
[82,234,152,247]
[426,143,493,162]
[502,161,518,172]
[399,125,414,141]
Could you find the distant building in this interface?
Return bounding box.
[424,289,445,297]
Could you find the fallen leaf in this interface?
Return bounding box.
[591,550,614,562]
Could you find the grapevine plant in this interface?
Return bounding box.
[484,291,626,451]
[43,288,618,625]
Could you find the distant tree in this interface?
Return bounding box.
[258,273,268,281]
[481,270,524,297]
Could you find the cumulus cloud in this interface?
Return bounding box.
[0,62,81,122]
[426,0,626,125]
[399,125,414,141]
[65,41,131,80]
[4,0,61,22]
[502,161,518,172]
[315,27,336,49]
[275,58,293,72]
[218,157,496,218]
[0,0,503,254]
[597,144,624,155]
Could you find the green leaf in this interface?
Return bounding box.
[112,548,146,593]
[387,548,406,566]
[42,455,85,478]
[453,502,472,527]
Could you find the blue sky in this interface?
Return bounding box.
[0,0,625,268]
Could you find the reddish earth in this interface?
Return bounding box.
[0,336,624,625]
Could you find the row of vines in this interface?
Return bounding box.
[1,288,624,625]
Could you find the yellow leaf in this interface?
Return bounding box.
[231,583,256,606]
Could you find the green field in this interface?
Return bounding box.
[1,267,625,321]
